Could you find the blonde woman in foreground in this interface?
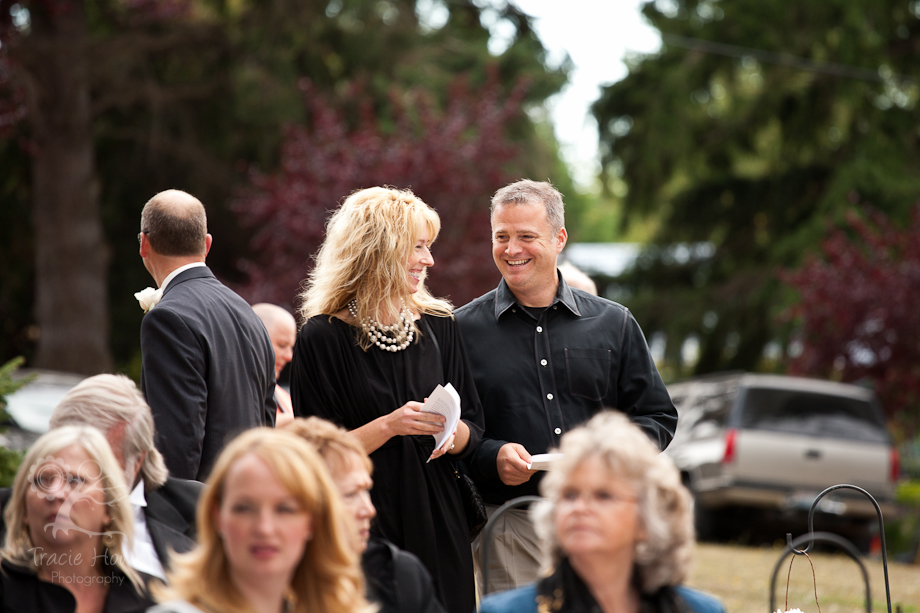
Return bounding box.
[0,426,150,613]
[150,428,373,613]
[481,412,725,613]
[285,417,445,613]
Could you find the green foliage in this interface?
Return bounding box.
[592,0,920,379]
[0,0,572,370]
[884,479,920,561]
[0,357,30,487]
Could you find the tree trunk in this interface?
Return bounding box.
[20,1,112,374]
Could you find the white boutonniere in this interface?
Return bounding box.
[135,287,163,313]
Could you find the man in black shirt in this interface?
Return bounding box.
[455,179,677,592]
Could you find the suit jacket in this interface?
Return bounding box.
[0,477,203,573]
[143,477,203,568]
[140,266,276,481]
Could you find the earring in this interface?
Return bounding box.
[635,540,649,558]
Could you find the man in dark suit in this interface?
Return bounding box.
[137,189,276,480]
[0,374,201,580]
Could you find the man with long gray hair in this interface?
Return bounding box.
[48,373,202,581]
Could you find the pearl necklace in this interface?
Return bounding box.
[348,299,415,352]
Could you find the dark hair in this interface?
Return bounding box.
[141,190,208,256]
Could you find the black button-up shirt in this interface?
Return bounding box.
[455,274,678,504]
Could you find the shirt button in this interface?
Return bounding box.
[547,393,553,400]
[536,326,543,333]
[512,308,516,313]
[554,428,562,435]
[540,359,547,366]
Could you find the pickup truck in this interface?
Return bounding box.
[665,373,898,549]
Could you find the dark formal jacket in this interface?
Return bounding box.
[140,266,276,481]
[362,537,446,613]
[0,558,154,613]
[455,274,678,504]
[0,476,202,575]
[142,477,202,568]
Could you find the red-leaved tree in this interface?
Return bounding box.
[233,77,528,309]
[782,207,920,434]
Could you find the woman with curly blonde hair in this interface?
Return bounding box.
[290,186,484,613]
[482,412,724,613]
[151,428,372,613]
[0,426,150,612]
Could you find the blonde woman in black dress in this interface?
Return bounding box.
[290,186,484,613]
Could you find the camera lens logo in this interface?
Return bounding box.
[26,455,124,540]
[28,456,73,500]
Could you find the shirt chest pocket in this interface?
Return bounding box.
[564,348,611,401]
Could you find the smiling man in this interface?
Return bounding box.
[455,179,677,593]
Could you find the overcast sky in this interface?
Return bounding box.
[507,1,662,189]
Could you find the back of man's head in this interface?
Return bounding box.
[141,189,208,257]
[51,373,169,489]
[252,303,295,335]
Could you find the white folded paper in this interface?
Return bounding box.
[527,453,564,471]
[420,383,461,452]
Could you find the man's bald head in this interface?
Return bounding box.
[253,303,297,379]
[141,189,208,256]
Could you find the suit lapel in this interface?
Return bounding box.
[145,514,196,570]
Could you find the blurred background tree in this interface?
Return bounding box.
[0,0,570,375]
[591,0,920,383]
[782,207,920,436]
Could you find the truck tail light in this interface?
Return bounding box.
[890,447,900,483]
[722,428,737,464]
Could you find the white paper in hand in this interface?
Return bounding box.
[526,453,564,471]
[420,383,461,452]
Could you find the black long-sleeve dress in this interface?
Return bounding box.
[291,313,484,613]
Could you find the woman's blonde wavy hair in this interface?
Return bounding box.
[532,411,694,594]
[1,426,142,590]
[157,428,374,613]
[298,186,453,350]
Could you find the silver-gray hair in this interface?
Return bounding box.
[50,374,169,490]
[532,411,694,593]
[491,179,565,234]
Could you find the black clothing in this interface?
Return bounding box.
[0,558,154,613]
[481,557,724,613]
[141,266,276,481]
[537,559,690,613]
[291,313,484,613]
[455,275,678,504]
[144,477,203,568]
[362,537,445,613]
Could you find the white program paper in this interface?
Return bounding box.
[527,453,564,471]
[421,383,461,452]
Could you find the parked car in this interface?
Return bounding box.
[666,372,898,548]
[1,370,86,450]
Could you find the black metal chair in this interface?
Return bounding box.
[770,484,893,613]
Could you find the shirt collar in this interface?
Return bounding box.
[129,478,148,508]
[161,262,206,291]
[493,270,581,320]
